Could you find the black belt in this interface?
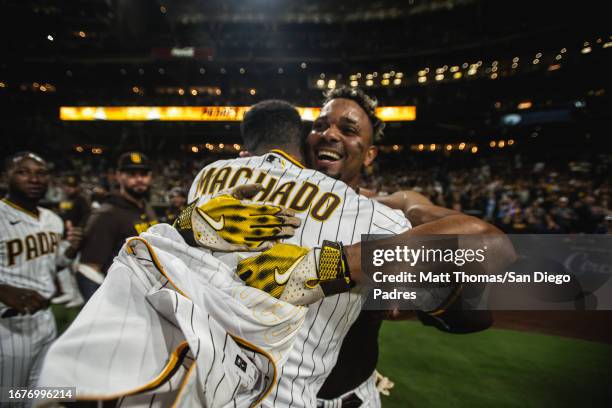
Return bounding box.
[317,392,363,408]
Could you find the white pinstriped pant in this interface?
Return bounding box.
[317,371,381,408]
[0,308,56,406]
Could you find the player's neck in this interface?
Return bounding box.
[258,147,304,164]
[4,192,40,216]
[346,175,362,191]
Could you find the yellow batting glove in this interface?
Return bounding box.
[175,184,300,252]
[236,241,352,306]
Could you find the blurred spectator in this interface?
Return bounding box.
[77,152,158,301]
[58,174,91,227]
[162,187,187,224]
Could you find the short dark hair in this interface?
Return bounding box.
[241,100,302,152]
[5,151,46,172]
[323,86,385,142]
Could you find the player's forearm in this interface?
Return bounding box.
[375,191,463,227]
[346,214,515,285]
[405,204,461,226]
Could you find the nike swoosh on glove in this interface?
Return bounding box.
[174,183,301,252]
[236,241,352,306]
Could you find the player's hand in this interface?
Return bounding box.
[375,370,395,396]
[0,284,49,314]
[236,241,352,306]
[174,183,301,252]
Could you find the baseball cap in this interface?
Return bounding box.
[169,187,187,198]
[63,174,80,187]
[117,151,151,171]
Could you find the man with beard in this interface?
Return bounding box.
[309,87,495,407]
[77,151,158,300]
[0,151,82,391]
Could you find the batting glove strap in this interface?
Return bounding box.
[310,240,352,297]
[173,201,199,247]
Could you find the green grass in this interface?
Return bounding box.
[52,308,612,407]
[51,304,81,335]
[377,321,612,408]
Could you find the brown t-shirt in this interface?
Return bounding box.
[80,193,158,274]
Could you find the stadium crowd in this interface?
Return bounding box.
[1,151,610,234]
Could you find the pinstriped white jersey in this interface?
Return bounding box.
[188,150,411,407]
[0,199,64,310]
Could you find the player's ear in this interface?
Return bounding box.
[363,145,378,167]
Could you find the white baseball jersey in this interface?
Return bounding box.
[188,150,411,407]
[0,198,64,391]
[39,224,308,407]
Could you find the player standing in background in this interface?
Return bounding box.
[0,152,82,393]
[77,151,158,301]
[58,174,91,228]
[162,187,187,224]
[308,87,495,407]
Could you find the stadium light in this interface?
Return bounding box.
[60,105,416,122]
[518,101,532,110]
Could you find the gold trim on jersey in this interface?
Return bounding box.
[125,235,279,407]
[269,149,305,169]
[230,335,278,408]
[77,341,190,400]
[1,198,39,219]
[171,359,197,408]
[125,237,189,298]
[428,284,464,316]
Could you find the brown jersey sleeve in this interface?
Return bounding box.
[79,209,118,268]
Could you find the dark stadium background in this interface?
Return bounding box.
[1,1,611,407]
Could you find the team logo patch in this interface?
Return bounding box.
[130,153,142,164]
[235,355,248,372]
